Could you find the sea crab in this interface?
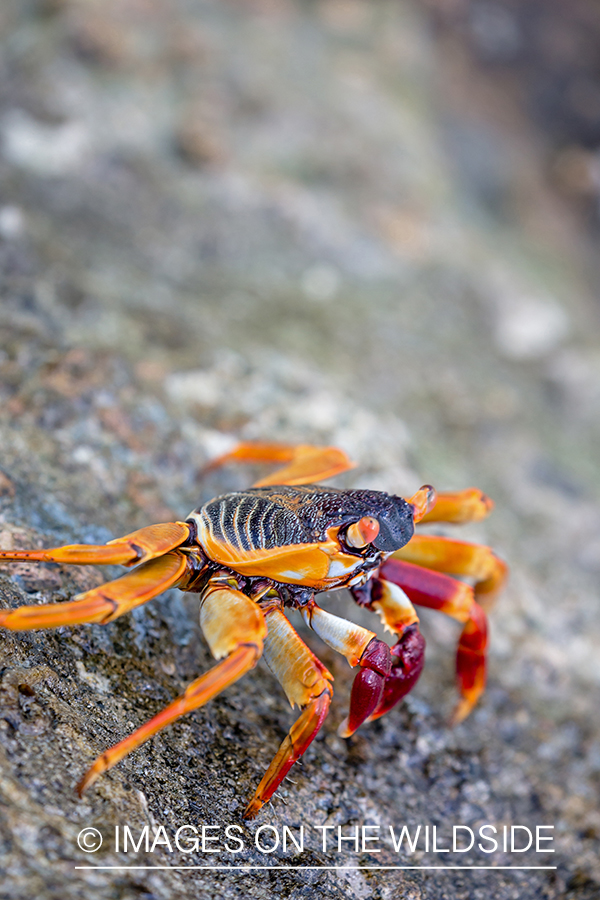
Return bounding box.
[0,443,506,817]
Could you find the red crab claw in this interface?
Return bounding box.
[338,637,392,737]
[367,624,426,722]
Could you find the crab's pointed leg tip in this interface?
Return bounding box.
[243,799,262,820]
[75,779,86,799]
[449,698,472,727]
[481,493,494,514]
[76,766,98,797]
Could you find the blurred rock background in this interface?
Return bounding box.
[0,1,599,898]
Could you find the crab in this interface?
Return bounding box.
[0,442,506,818]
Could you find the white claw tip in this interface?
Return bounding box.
[337,717,352,739]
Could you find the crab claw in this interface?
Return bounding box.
[338,638,392,738]
[367,624,426,723]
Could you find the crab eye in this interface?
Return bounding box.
[345,516,380,549]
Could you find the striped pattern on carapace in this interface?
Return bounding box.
[191,485,415,554]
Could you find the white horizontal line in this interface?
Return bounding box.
[75,865,558,871]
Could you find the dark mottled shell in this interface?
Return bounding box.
[194,485,414,553]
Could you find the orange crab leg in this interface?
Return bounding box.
[378,558,488,723]
[392,534,507,600]
[244,607,333,819]
[78,645,260,795]
[419,488,494,524]
[78,583,266,795]
[245,691,330,819]
[452,603,487,724]
[0,522,192,568]
[0,552,190,630]
[203,442,355,486]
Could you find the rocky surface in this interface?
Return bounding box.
[0,1,599,898]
